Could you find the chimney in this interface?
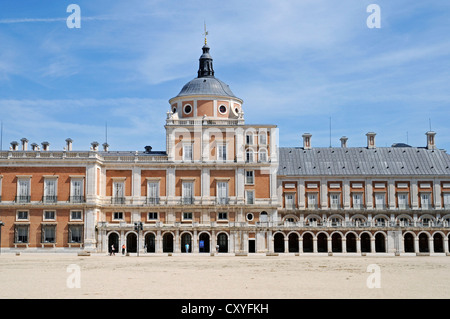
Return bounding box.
[91,141,99,151]
[426,131,436,150]
[102,142,109,152]
[30,143,39,151]
[302,133,312,150]
[10,141,18,151]
[65,138,73,151]
[340,136,348,148]
[366,132,376,149]
[144,146,152,153]
[20,138,28,151]
[41,141,50,151]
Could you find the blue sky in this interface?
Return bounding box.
[0,0,449,152]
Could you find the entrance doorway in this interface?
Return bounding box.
[145,233,155,253]
[126,233,137,253]
[108,232,119,255]
[163,233,174,253]
[217,233,228,253]
[199,233,210,253]
[181,233,192,253]
[248,239,256,253]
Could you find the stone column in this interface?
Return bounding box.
[356,237,361,253]
[313,237,318,253]
[284,237,288,253]
[299,237,303,254]
[370,237,376,253]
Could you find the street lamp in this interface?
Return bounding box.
[134,221,143,257]
[0,221,4,255]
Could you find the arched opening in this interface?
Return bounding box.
[361,233,371,253]
[317,233,328,253]
[108,232,119,255]
[163,233,174,253]
[331,233,342,253]
[346,233,357,253]
[404,233,415,253]
[433,233,444,253]
[126,233,137,253]
[274,233,285,253]
[303,233,313,253]
[199,233,210,253]
[375,233,386,253]
[288,233,299,253]
[217,233,228,253]
[181,233,192,253]
[145,233,155,253]
[419,233,429,253]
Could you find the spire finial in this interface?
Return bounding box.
[203,21,208,45]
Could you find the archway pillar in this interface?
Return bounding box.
[414,237,419,253]
[444,236,449,254]
[284,237,288,253]
[429,237,434,254]
[342,238,347,253]
[298,238,303,254]
[356,237,361,253]
[313,237,318,253]
[327,237,332,253]
[156,230,162,253]
[370,237,376,253]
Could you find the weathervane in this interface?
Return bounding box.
[203,21,208,45]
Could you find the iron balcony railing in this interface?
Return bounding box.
[42,195,57,203]
[70,196,85,203]
[216,198,230,205]
[111,197,126,205]
[146,197,160,205]
[181,197,194,205]
[15,196,31,203]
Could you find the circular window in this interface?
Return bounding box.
[184,104,192,114]
[172,107,177,113]
[246,213,254,221]
[218,105,227,114]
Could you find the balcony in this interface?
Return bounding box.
[181,197,194,205]
[216,197,230,205]
[15,196,31,203]
[146,197,160,205]
[111,197,126,205]
[70,196,85,203]
[42,195,57,204]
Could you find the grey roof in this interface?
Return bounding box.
[174,77,239,99]
[278,147,450,176]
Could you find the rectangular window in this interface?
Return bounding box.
[245,170,254,185]
[259,132,267,145]
[147,181,160,204]
[17,211,29,221]
[246,134,253,145]
[259,149,267,162]
[113,212,123,220]
[182,181,194,204]
[375,193,385,210]
[71,210,82,221]
[148,212,158,220]
[285,193,295,209]
[246,149,254,163]
[183,144,193,161]
[217,181,229,204]
[70,178,84,203]
[307,193,318,209]
[43,178,57,203]
[113,181,125,202]
[44,211,56,221]
[69,225,83,243]
[398,193,408,209]
[42,225,56,243]
[218,212,228,220]
[217,144,227,161]
[444,193,450,209]
[330,193,340,209]
[245,190,255,205]
[15,225,29,243]
[352,193,362,209]
[182,212,193,220]
[421,193,431,209]
[17,178,30,203]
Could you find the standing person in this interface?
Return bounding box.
[216,244,219,254]
[110,244,115,256]
[185,243,190,253]
[122,244,126,255]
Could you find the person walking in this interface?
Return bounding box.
[110,244,115,256]
[122,244,126,255]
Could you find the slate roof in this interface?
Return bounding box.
[278,146,450,176]
[174,77,238,99]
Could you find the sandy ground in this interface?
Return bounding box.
[0,253,449,299]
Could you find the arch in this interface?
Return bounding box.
[403,232,415,252]
[144,232,156,253]
[288,232,299,253]
[350,214,367,227]
[317,232,328,253]
[375,232,386,253]
[274,232,285,253]
[418,232,429,253]
[331,232,342,253]
[360,232,371,253]
[181,232,192,253]
[419,215,436,227]
[198,232,210,253]
[107,232,120,255]
[126,232,137,253]
[259,211,268,223]
[302,232,314,253]
[433,232,444,253]
[162,232,174,253]
[346,232,357,253]
[217,232,228,253]
[396,214,413,227]
[329,214,345,227]
[373,214,389,227]
[283,214,299,222]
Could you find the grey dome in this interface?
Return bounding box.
[175,77,238,98]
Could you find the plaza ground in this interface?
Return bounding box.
[0,253,449,299]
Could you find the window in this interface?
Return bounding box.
[182,212,193,220]
[217,144,227,161]
[307,193,318,209]
[147,181,160,204]
[218,105,227,114]
[260,211,268,222]
[43,178,57,203]
[113,212,124,220]
[259,132,267,145]
[17,178,30,203]
[70,210,82,221]
[375,217,386,227]
[43,211,56,221]
[148,212,158,220]
[246,134,253,145]
[112,180,125,204]
[330,193,340,209]
[246,148,254,162]
[184,104,192,114]
[444,193,450,209]
[70,178,84,203]
[245,190,255,205]
[69,225,83,243]
[258,148,267,162]
[42,225,56,243]
[17,211,28,221]
[15,225,29,243]
[183,144,193,161]
[285,193,295,209]
[246,213,254,221]
[182,181,194,204]
[217,181,229,204]
[421,193,431,209]
[398,217,410,227]
[375,193,385,210]
[218,212,228,220]
[352,193,362,209]
[245,170,254,185]
[421,217,431,227]
[398,193,408,209]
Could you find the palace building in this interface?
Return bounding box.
[1,41,450,256]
